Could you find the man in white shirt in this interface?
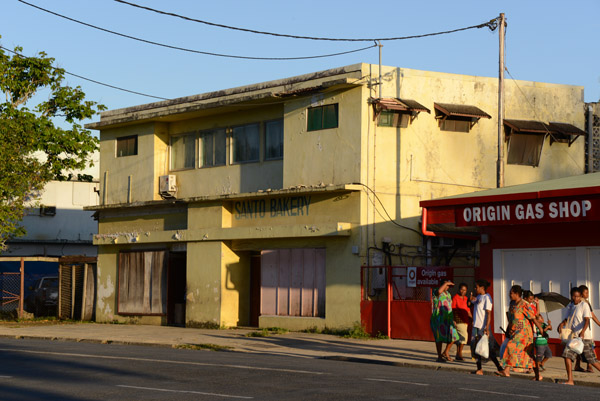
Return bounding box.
[470,279,502,375]
[560,287,600,385]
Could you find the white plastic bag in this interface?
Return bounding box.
[567,337,584,355]
[475,334,489,359]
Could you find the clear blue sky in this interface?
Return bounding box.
[2,0,599,120]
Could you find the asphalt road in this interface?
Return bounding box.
[0,338,598,400]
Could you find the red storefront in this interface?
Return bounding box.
[420,173,600,350]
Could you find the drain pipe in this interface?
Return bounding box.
[588,105,594,173]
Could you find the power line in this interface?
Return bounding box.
[17,0,377,60]
[352,182,423,235]
[113,0,499,42]
[0,45,169,100]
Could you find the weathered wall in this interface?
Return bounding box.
[186,241,222,326]
[359,65,586,259]
[100,123,157,205]
[220,244,250,327]
[283,87,363,188]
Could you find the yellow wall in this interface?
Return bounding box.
[220,243,250,327]
[186,241,222,326]
[359,65,585,258]
[283,88,363,188]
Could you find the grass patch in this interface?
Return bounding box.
[302,323,381,340]
[245,327,289,337]
[174,343,231,352]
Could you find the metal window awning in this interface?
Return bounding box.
[434,103,491,128]
[504,119,584,146]
[434,103,492,119]
[504,119,549,134]
[371,98,430,122]
[548,122,586,146]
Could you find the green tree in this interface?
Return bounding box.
[0,42,105,251]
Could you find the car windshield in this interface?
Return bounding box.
[42,278,58,288]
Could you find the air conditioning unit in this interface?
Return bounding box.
[159,175,177,199]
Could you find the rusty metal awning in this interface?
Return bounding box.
[548,122,586,136]
[504,119,549,134]
[372,98,430,113]
[434,103,492,119]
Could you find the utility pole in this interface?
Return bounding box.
[378,41,383,99]
[497,13,506,188]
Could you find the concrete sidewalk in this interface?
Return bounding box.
[0,322,599,387]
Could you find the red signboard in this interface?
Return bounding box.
[408,266,453,287]
[456,197,600,227]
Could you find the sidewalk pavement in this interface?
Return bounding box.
[0,322,599,387]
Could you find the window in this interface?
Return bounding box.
[116,135,137,157]
[118,251,167,315]
[439,118,471,133]
[170,133,196,170]
[232,123,259,163]
[199,129,226,167]
[377,111,409,128]
[507,133,545,167]
[265,119,284,160]
[260,248,326,318]
[307,104,338,131]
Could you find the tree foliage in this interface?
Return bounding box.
[0,42,105,250]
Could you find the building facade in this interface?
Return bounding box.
[87,63,586,329]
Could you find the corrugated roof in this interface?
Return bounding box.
[398,99,430,113]
[434,103,492,119]
[504,119,549,134]
[548,122,586,136]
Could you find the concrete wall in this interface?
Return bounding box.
[359,65,585,259]
[283,87,362,188]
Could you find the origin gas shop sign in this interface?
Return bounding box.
[456,198,600,227]
[407,266,453,288]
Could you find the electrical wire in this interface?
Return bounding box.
[17,0,377,60]
[0,45,169,100]
[352,182,423,235]
[113,0,500,42]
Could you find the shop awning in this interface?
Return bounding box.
[420,173,600,235]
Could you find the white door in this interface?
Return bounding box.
[493,248,578,341]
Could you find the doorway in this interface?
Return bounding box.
[167,252,186,326]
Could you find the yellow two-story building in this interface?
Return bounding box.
[87,63,586,331]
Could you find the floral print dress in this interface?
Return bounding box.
[500,300,535,368]
[430,290,459,343]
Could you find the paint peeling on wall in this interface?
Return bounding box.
[97,273,115,320]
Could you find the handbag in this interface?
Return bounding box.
[560,309,576,343]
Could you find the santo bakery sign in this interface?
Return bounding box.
[456,198,600,227]
[233,195,312,220]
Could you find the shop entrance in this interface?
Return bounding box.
[167,252,186,326]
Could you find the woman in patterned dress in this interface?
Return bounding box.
[497,285,543,379]
[430,280,459,362]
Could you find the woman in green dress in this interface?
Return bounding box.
[431,280,459,362]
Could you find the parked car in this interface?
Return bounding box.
[25,276,59,316]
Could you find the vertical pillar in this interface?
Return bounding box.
[19,257,24,319]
